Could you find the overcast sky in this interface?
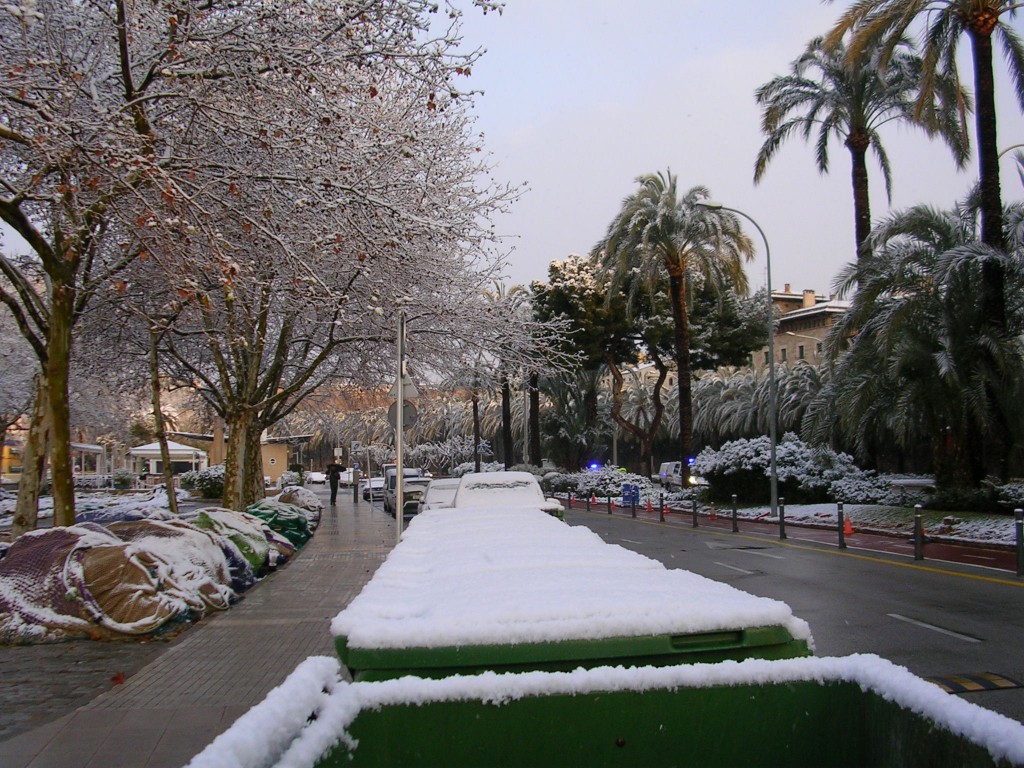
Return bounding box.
[458,1,1024,297]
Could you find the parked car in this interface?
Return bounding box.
[451,471,564,518]
[387,477,432,518]
[306,471,327,485]
[362,476,385,502]
[418,477,461,513]
[382,465,427,514]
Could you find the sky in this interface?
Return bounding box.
[456,0,1024,296]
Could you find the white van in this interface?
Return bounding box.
[657,461,683,490]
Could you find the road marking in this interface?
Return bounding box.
[620,538,642,544]
[735,548,784,560]
[924,672,1024,693]
[569,510,1024,587]
[887,613,981,643]
[715,561,757,575]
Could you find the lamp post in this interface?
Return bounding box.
[696,201,778,521]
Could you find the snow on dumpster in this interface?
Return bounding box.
[330,506,812,680]
[189,654,1024,768]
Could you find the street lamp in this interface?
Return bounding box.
[696,201,779,523]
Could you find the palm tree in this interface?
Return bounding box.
[809,198,1024,485]
[593,172,754,480]
[826,0,1024,329]
[754,36,968,258]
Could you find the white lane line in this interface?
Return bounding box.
[715,561,757,575]
[735,549,785,560]
[620,538,643,544]
[887,613,981,643]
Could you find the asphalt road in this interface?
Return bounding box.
[565,508,1024,725]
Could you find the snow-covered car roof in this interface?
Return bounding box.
[452,471,545,508]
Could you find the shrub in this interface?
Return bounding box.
[694,433,859,504]
[189,464,225,499]
[451,461,504,477]
[112,469,136,490]
[278,470,302,487]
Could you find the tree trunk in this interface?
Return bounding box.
[242,425,265,508]
[501,373,513,469]
[222,409,254,509]
[528,370,541,466]
[845,132,872,260]
[11,375,50,538]
[668,269,693,484]
[472,390,481,472]
[47,282,75,527]
[149,325,178,515]
[970,27,1006,332]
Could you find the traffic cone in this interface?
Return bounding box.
[709,503,717,521]
[844,517,853,536]
[591,493,597,505]
[646,498,653,513]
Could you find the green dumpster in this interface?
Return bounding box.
[187,654,1024,768]
[331,507,812,681]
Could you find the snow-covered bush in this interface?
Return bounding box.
[540,466,657,500]
[184,465,225,500]
[828,473,927,507]
[278,470,302,488]
[997,482,1024,510]
[451,461,504,477]
[694,434,859,503]
[112,469,136,490]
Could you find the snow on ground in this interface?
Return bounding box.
[331,506,812,650]
[732,503,1019,547]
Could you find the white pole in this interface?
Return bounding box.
[396,310,405,542]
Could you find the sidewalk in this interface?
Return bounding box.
[0,490,395,768]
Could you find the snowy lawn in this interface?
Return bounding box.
[725,503,1019,547]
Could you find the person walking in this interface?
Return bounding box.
[326,461,345,505]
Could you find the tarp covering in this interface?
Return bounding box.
[0,521,235,643]
[247,500,312,547]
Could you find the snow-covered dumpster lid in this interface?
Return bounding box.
[188,654,1024,768]
[330,507,812,680]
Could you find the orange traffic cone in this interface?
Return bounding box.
[844,517,854,536]
[591,493,597,505]
[646,498,653,513]
[709,503,717,521]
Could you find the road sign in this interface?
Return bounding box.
[387,401,418,430]
[351,441,363,453]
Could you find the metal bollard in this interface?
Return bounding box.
[837,501,846,549]
[779,496,787,539]
[607,495,612,514]
[631,493,637,518]
[690,497,696,527]
[914,504,924,561]
[731,494,739,533]
[1015,509,1023,577]
[659,492,665,523]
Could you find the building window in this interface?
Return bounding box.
[798,345,805,360]
[781,348,788,362]
[763,351,769,366]
[816,342,824,355]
